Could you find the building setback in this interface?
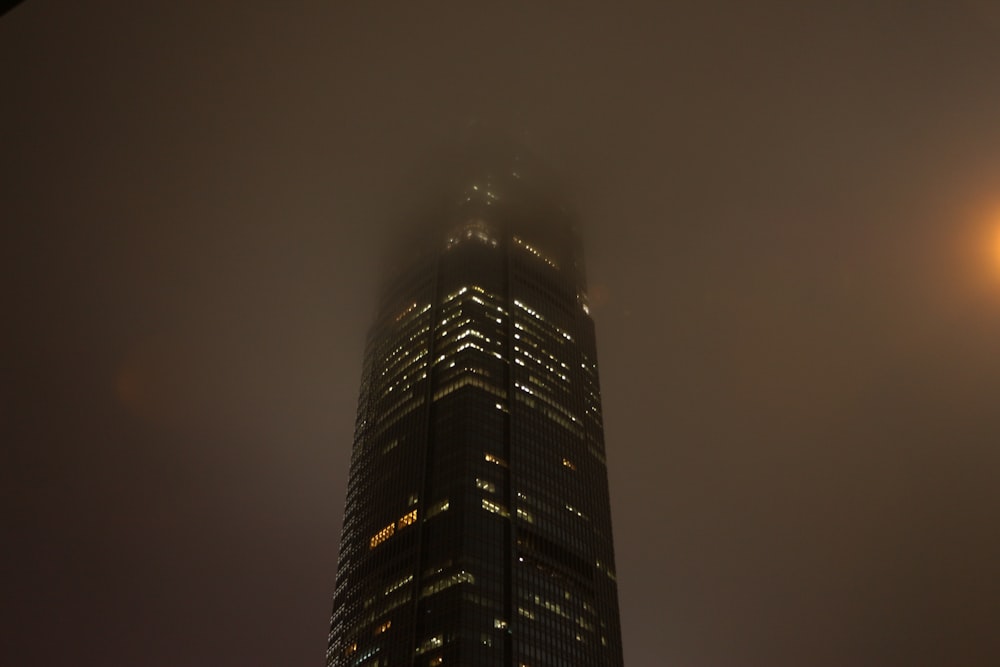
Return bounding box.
[327,156,623,667]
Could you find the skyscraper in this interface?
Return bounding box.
[326,152,623,667]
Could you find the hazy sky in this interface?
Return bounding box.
[4,2,1000,665]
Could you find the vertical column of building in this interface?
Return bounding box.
[576,317,625,667]
[413,224,513,667]
[328,260,436,667]
[505,231,602,667]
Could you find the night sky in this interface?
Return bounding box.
[5,2,1000,665]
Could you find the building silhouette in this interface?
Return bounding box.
[326,151,623,667]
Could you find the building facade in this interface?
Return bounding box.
[327,161,623,667]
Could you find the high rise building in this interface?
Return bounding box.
[326,153,623,667]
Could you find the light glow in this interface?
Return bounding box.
[992,221,1000,274]
[962,201,1000,290]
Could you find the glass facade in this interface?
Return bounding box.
[327,167,623,667]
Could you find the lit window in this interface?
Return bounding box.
[425,499,450,519]
[484,453,507,467]
[383,574,413,595]
[415,634,444,655]
[532,594,570,618]
[445,219,498,249]
[394,302,421,322]
[476,478,496,493]
[420,570,475,598]
[397,509,418,529]
[562,458,576,471]
[482,498,509,518]
[433,373,506,401]
[370,509,419,548]
[512,235,559,269]
[369,523,395,549]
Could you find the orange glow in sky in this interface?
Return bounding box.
[964,202,1000,289]
[993,220,1000,272]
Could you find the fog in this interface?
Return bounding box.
[4,2,1000,665]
